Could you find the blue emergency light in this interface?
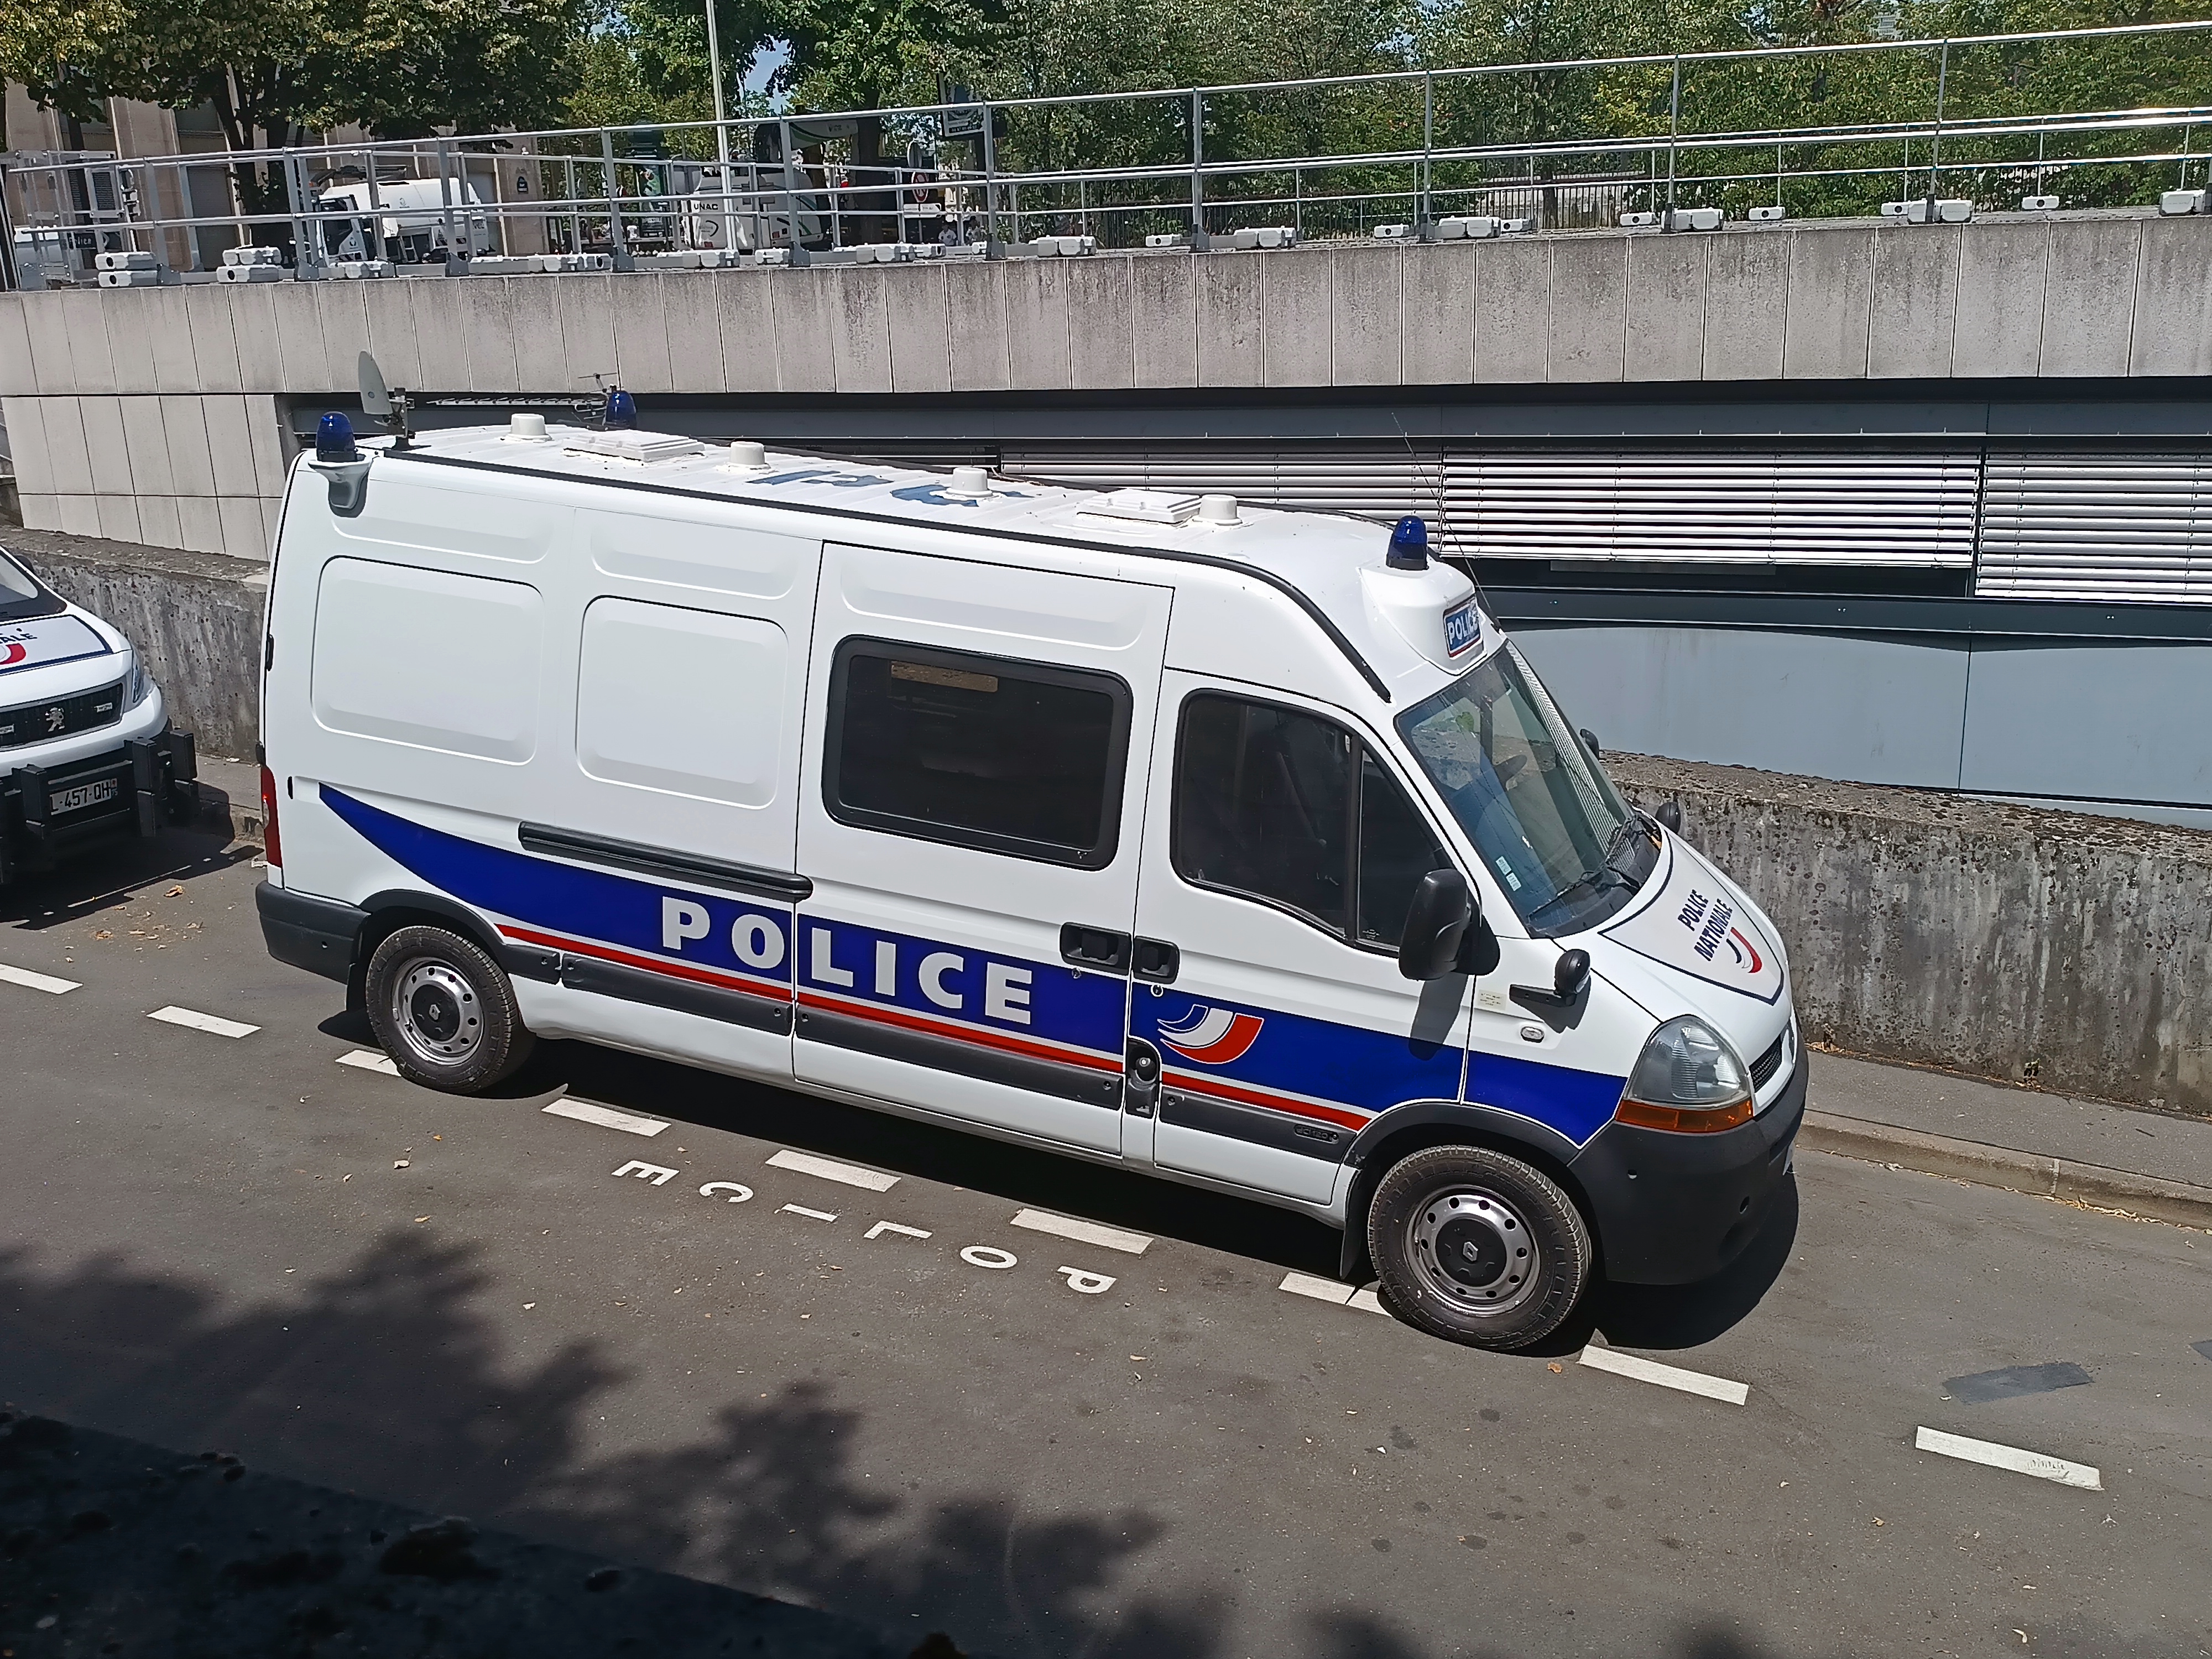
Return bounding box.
[316,411,361,463]
[1388,514,1430,571]
[603,387,638,429]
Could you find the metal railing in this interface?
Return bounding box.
[3,17,2208,286]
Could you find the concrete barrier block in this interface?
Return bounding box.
[828,266,894,394]
[161,394,217,497]
[314,281,373,397]
[1701,232,1788,380]
[1625,232,1708,382]
[22,295,76,395]
[1546,236,1627,382]
[611,273,676,395]
[885,261,951,394]
[510,274,572,392]
[177,494,223,555]
[245,394,288,498]
[1,397,51,495]
[117,397,173,495]
[58,495,100,536]
[147,287,202,393]
[1066,257,1135,391]
[1869,224,1959,379]
[554,275,619,393]
[2128,215,2212,378]
[58,290,117,394]
[1261,246,1331,387]
[217,495,267,561]
[407,279,469,394]
[40,398,94,495]
[100,287,160,394]
[203,395,258,498]
[461,275,521,394]
[769,269,836,393]
[0,297,34,397]
[18,494,62,531]
[1473,237,1550,384]
[1003,259,1071,391]
[663,269,728,394]
[1397,243,1474,386]
[944,259,1011,393]
[716,270,778,394]
[220,283,277,394]
[1328,244,1399,387]
[1130,254,1197,389]
[1950,221,2048,378]
[268,279,330,392]
[136,493,182,550]
[1196,254,1263,388]
[360,276,424,393]
[1782,223,1875,379]
[2038,217,2140,378]
[96,495,142,542]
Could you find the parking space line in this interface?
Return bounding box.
[765,1149,899,1192]
[543,1097,670,1137]
[0,963,80,994]
[336,1050,399,1076]
[1914,1426,2102,1490]
[1279,1271,1354,1305]
[148,1005,260,1039]
[1010,1208,1152,1255]
[1579,1344,1751,1405]
[779,1203,838,1222]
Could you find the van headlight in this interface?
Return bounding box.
[1615,1016,1755,1133]
[125,653,152,708]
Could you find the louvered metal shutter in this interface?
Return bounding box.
[1976,455,2212,603]
[1001,444,1981,567]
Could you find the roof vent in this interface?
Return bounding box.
[504,413,548,442]
[1081,489,1200,525]
[724,440,769,471]
[1198,494,1240,525]
[948,466,993,498]
[565,430,707,463]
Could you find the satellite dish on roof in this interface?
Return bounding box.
[358,351,392,418]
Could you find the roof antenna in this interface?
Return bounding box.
[1392,411,1495,625]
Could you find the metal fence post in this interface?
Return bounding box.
[981,101,1001,255]
[1419,72,1436,239]
[1925,38,1950,220]
[436,140,460,273]
[602,128,632,268]
[1190,89,1209,250]
[1663,54,1683,225]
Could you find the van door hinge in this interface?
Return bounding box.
[264,634,275,671]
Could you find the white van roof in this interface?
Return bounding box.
[358,424,1492,706]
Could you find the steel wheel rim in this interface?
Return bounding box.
[392,958,482,1067]
[1406,1186,1542,1317]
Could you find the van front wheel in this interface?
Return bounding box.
[364,925,534,1093]
[1366,1145,1590,1351]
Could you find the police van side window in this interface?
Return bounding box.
[1172,694,1449,950]
[823,638,1131,869]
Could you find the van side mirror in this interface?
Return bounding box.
[1578,727,1601,759]
[1554,947,1592,1001]
[1398,868,1475,981]
[1655,800,1682,833]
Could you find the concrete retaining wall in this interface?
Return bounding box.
[1609,753,2212,1118]
[3,526,264,760]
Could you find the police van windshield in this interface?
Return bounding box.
[0,549,62,621]
[1396,643,1654,938]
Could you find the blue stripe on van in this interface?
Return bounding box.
[320,786,794,991]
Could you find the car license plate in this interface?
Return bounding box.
[1442,597,1480,656]
[50,777,120,815]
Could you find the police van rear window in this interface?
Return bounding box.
[823,639,1131,869]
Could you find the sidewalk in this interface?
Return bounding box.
[1804,1049,2212,1228]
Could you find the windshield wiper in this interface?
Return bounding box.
[1525,821,1645,926]
[1597,817,1648,894]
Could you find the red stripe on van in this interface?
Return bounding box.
[500,924,793,1003]
[1160,1068,1371,1132]
[796,988,1122,1074]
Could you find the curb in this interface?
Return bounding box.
[1801,1110,2212,1230]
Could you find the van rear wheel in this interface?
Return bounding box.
[364,925,534,1093]
[1367,1145,1590,1352]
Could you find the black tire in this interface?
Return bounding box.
[363,925,534,1093]
[1366,1144,1591,1351]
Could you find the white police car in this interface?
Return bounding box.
[0,545,197,884]
[255,395,1803,1351]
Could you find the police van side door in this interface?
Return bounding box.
[792,544,1169,1155]
[1128,676,1473,1204]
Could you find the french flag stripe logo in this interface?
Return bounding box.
[1156,1005,1265,1065]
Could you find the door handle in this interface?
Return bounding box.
[1132,937,1180,984]
[1060,922,1131,972]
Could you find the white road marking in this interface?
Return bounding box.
[336,1049,399,1076]
[1347,1287,1387,1315]
[0,963,79,994]
[865,1220,932,1240]
[779,1203,839,1222]
[1914,1426,2103,1490]
[1058,1266,1117,1295]
[544,1097,669,1137]
[1579,1344,1751,1405]
[766,1149,899,1192]
[1279,1271,1354,1306]
[1010,1208,1152,1255]
[148,1005,260,1039]
[961,1245,1018,1269]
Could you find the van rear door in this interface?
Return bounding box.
[793,544,1169,1155]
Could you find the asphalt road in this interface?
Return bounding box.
[1,823,2208,1659]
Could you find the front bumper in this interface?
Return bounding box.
[1568,1048,1807,1286]
[0,725,199,883]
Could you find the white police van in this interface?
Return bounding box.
[256,399,1804,1350]
[1,545,197,884]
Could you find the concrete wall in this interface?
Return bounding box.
[4,528,265,759]
[1609,752,2212,1118]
